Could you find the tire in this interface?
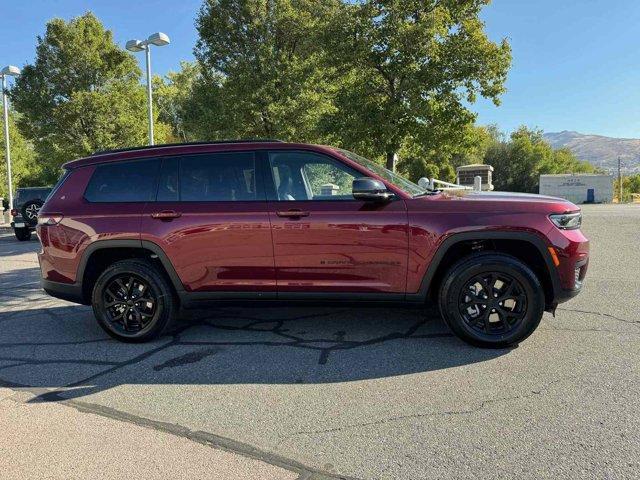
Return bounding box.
[14,228,32,241]
[91,259,177,343]
[438,252,545,348]
[21,199,44,227]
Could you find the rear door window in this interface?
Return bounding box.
[84,159,160,202]
[179,152,258,202]
[156,157,179,202]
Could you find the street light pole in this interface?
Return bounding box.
[144,45,154,145]
[1,65,21,211]
[126,32,170,147]
[1,75,12,211]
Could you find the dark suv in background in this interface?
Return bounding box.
[36,141,589,347]
[11,187,52,241]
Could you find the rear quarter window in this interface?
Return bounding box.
[44,170,70,202]
[84,159,160,203]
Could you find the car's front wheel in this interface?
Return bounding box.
[438,252,545,348]
[14,227,31,241]
[92,260,177,342]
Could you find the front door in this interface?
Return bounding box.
[264,150,409,295]
[141,151,275,295]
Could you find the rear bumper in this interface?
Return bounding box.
[10,217,32,230]
[41,279,85,305]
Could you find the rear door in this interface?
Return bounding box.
[141,151,275,295]
[264,150,409,296]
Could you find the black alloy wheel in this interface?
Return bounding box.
[103,274,157,335]
[92,260,176,342]
[439,252,545,348]
[458,272,527,335]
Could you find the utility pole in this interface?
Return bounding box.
[1,65,21,211]
[617,156,623,203]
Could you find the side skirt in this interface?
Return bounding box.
[179,291,425,310]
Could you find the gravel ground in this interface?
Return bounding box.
[0,204,638,479]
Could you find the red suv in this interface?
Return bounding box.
[36,141,589,347]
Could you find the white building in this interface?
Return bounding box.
[539,174,614,204]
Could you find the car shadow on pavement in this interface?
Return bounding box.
[0,263,511,402]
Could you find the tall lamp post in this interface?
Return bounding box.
[125,32,170,146]
[1,65,21,211]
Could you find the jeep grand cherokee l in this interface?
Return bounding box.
[36,141,589,347]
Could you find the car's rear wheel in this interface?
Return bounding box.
[14,228,31,241]
[92,260,176,343]
[438,252,545,348]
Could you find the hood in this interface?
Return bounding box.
[424,190,580,214]
[464,191,570,203]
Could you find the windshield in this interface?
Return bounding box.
[336,149,427,197]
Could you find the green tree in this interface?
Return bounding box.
[541,148,595,176]
[323,0,511,170]
[615,174,640,202]
[153,61,202,142]
[396,124,497,183]
[486,126,596,193]
[10,12,170,171]
[0,112,41,197]
[194,0,341,141]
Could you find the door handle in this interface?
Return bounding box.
[151,210,182,220]
[276,210,310,218]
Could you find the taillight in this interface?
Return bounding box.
[10,209,17,217]
[37,214,64,226]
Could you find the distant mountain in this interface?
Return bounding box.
[543,131,640,174]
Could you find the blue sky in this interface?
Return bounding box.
[2,0,640,138]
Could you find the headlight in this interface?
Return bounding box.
[549,212,581,230]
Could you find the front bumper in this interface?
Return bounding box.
[556,256,588,302]
[547,227,589,305]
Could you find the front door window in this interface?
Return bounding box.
[268,151,361,201]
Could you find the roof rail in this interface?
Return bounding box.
[91,139,284,156]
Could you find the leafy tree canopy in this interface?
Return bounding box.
[486,126,596,193]
[615,174,640,202]
[10,12,170,174]
[194,0,342,141]
[0,111,40,198]
[322,0,512,170]
[153,61,202,142]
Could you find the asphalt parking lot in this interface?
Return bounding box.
[0,204,638,479]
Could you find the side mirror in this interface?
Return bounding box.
[352,178,394,202]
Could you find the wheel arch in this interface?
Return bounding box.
[77,239,185,304]
[410,231,561,308]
